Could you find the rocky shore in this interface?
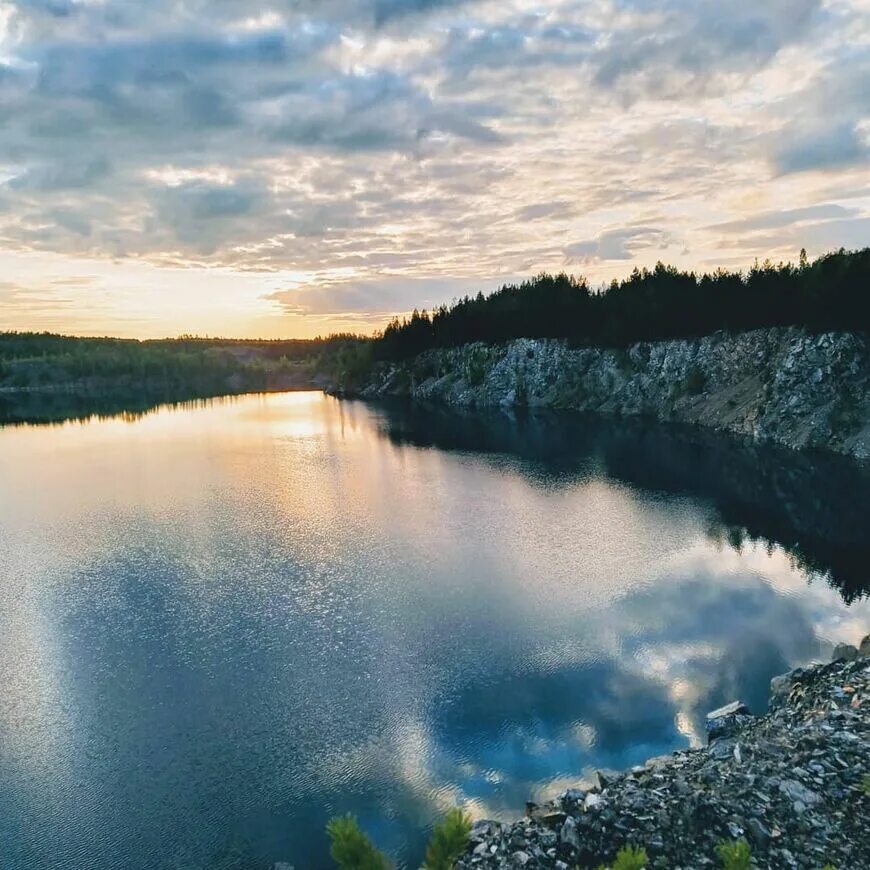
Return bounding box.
[456,638,870,869]
[350,328,870,459]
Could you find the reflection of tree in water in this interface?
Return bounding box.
[372,401,870,604]
[0,389,249,427]
[709,523,866,605]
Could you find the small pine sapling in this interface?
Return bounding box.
[596,844,649,870]
[326,814,390,870]
[422,808,473,870]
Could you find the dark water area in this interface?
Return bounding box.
[0,392,867,869]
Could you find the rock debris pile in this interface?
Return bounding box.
[456,637,870,869]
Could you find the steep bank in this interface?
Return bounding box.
[457,640,870,869]
[351,328,870,459]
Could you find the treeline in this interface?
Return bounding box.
[0,331,364,363]
[148,333,367,361]
[0,331,367,394]
[376,247,870,360]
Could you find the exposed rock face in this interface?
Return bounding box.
[456,638,870,869]
[355,328,870,458]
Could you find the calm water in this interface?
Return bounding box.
[1,392,868,869]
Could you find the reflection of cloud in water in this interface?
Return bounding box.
[417,548,865,819]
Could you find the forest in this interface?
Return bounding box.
[0,331,366,396]
[375,247,870,360]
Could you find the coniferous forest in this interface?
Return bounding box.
[375,247,870,360]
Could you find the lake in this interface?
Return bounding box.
[1,391,868,869]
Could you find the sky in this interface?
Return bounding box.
[0,0,868,339]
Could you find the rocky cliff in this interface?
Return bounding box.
[353,328,870,459]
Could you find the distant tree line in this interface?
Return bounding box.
[375,247,870,360]
[0,331,365,363]
[0,330,369,397]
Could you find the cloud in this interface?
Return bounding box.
[157,181,263,220]
[267,275,498,318]
[440,20,593,81]
[708,204,859,233]
[12,0,75,17]
[591,0,823,99]
[8,157,112,192]
[516,201,577,222]
[730,217,870,256]
[773,124,869,175]
[151,178,273,252]
[765,45,870,175]
[46,207,92,237]
[369,0,468,26]
[565,227,671,262]
[268,70,501,151]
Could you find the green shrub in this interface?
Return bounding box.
[326,815,390,870]
[861,773,870,795]
[422,807,472,870]
[597,844,649,870]
[717,837,752,870]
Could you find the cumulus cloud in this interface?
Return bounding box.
[8,157,112,192]
[11,0,75,17]
[516,201,577,222]
[765,44,870,175]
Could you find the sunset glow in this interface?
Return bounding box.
[1,0,868,337]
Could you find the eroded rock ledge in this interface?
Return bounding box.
[456,637,870,869]
[351,328,870,459]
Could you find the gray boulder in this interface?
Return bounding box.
[559,816,580,850]
[831,642,859,662]
[706,700,753,741]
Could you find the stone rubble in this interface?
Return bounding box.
[455,637,870,870]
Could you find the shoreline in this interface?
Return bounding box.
[342,327,870,461]
[455,639,870,869]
